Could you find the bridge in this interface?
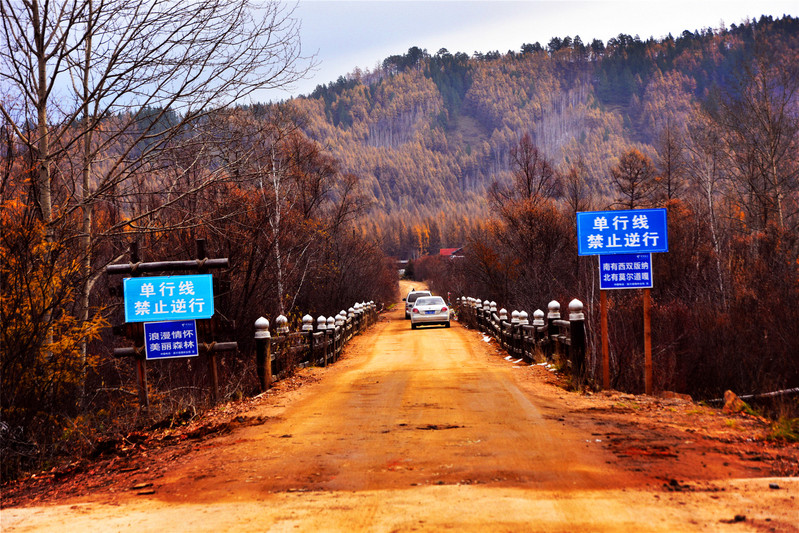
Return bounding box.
[3,281,795,531]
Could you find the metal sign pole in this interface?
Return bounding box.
[136,358,149,409]
[643,288,653,395]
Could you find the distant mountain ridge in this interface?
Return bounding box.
[285,14,797,222]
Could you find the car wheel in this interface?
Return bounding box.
[444,321,450,328]
[411,323,417,330]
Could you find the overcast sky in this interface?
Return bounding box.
[255,0,797,102]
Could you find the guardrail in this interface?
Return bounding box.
[454,297,587,381]
[253,301,380,391]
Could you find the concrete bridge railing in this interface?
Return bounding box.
[254,301,380,391]
[454,297,587,381]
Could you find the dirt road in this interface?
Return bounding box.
[3,282,798,531]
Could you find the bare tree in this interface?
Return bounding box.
[561,156,592,216]
[1,0,310,233]
[489,132,559,217]
[713,49,799,231]
[208,104,365,318]
[684,110,727,305]
[1,0,312,374]
[654,118,686,203]
[610,148,657,209]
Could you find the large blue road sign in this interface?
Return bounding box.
[124,274,214,323]
[577,208,668,256]
[144,320,199,360]
[599,253,653,290]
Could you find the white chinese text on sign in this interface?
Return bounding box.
[576,208,668,256]
[124,274,214,323]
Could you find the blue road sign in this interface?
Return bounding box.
[144,320,199,360]
[124,274,214,323]
[576,208,668,256]
[599,253,653,290]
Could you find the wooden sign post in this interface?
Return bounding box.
[600,290,610,390]
[107,238,235,409]
[577,209,668,394]
[643,288,653,395]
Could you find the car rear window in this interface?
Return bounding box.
[407,292,430,303]
[415,297,445,306]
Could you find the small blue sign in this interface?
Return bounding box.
[144,320,199,360]
[124,274,214,323]
[577,208,668,255]
[599,253,653,290]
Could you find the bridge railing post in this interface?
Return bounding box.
[317,315,327,366]
[511,311,520,358]
[326,316,335,365]
[547,300,560,360]
[469,298,477,328]
[499,308,508,349]
[347,307,355,342]
[302,314,314,365]
[532,309,545,359]
[274,315,288,376]
[569,299,586,381]
[518,311,529,361]
[335,312,345,360]
[255,317,271,392]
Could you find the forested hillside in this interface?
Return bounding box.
[289,15,798,258]
[287,14,799,402]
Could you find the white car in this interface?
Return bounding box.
[410,296,450,329]
[404,289,431,319]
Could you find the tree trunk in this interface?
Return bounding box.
[269,147,285,316]
[34,0,54,351]
[80,0,95,400]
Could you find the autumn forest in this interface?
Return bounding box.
[1,3,798,480]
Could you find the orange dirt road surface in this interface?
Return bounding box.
[2,281,798,531]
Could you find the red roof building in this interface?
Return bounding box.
[439,247,464,257]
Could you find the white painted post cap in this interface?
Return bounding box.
[254,317,271,339]
[569,299,585,321]
[276,314,289,334]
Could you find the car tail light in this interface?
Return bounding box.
[441,307,448,312]
[413,308,420,313]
